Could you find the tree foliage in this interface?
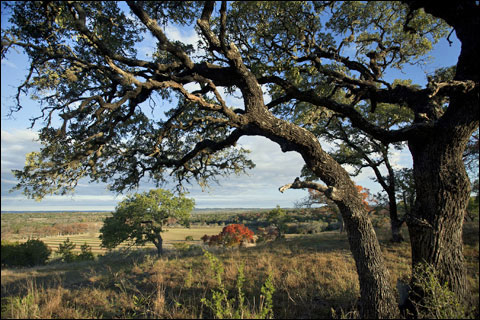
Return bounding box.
[266,205,290,238]
[1,239,51,267]
[100,188,194,255]
[201,223,254,247]
[2,1,479,318]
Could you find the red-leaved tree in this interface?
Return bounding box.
[201,224,255,247]
[355,185,377,213]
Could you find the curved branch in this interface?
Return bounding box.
[127,1,194,69]
[279,177,341,201]
[259,75,435,143]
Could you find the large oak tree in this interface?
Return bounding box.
[3,1,478,318]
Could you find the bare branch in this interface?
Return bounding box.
[427,80,478,98]
[279,177,341,201]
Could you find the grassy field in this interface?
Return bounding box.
[1,221,478,319]
[14,227,224,254]
[1,211,111,241]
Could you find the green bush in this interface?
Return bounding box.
[289,221,328,234]
[57,239,95,263]
[23,239,52,266]
[411,262,467,319]
[77,242,95,261]
[201,250,275,319]
[57,238,77,263]
[1,239,51,267]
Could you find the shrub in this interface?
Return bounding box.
[1,239,51,267]
[201,224,254,247]
[77,242,95,261]
[23,239,52,266]
[57,239,95,263]
[201,250,275,319]
[410,262,466,319]
[256,226,280,243]
[57,238,77,263]
[289,221,328,234]
[2,240,24,266]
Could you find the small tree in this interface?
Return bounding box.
[266,206,290,239]
[58,237,77,263]
[78,242,94,261]
[100,189,195,255]
[201,224,255,247]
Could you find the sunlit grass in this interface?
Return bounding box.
[13,227,224,254]
[1,222,478,319]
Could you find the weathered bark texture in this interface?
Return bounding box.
[390,214,405,243]
[250,109,399,318]
[402,0,480,308]
[384,156,405,243]
[407,97,477,304]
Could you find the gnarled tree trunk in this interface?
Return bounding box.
[402,1,479,309]
[407,105,476,307]
[388,193,405,243]
[250,109,399,318]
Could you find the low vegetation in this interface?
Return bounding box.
[1,239,51,267]
[1,209,478,319]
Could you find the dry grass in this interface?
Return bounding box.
[1,223,478,319]
[13,226,223,254]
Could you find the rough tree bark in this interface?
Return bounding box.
[265,115,399,317]
[384,160,405,243]
[401,0,480,307]
[407,96,477,304]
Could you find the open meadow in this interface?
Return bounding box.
[12,228,224,254]
[1,211,478,319]
[0,211,226,253]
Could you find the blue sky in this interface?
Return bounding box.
[0,5,462,211]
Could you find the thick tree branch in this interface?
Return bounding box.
[176,128,244,170]
[258,75,435,143]
[127,1,194,69]
[279,177,341,201]
[197,1,221,51]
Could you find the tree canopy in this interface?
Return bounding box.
[3,1,471,198]
[100,188,194,255]
[2,1,479,318]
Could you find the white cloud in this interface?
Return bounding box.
[1,129,40,174]
[164,24,200,46]
[1,129,38,144]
